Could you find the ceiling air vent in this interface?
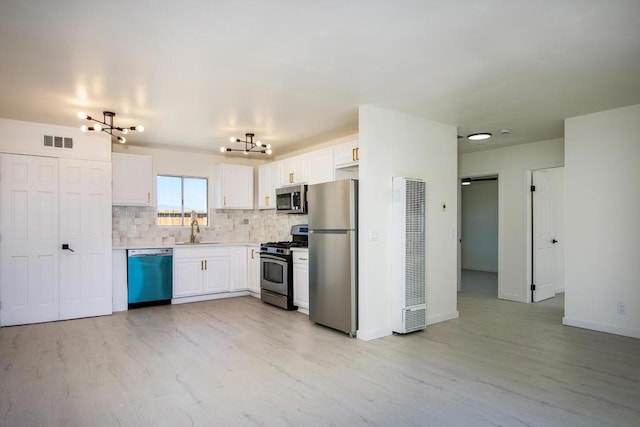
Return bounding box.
[43,135,74,149]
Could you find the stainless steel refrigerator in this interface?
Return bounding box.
[308,179,358,337]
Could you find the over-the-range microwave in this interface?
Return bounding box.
[276,184,307,214]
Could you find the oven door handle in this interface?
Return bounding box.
[260,253,288,263]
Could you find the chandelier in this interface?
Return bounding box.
[77,111,144,144]
[220,133,272,155]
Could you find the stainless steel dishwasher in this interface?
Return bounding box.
[127,248,173,308]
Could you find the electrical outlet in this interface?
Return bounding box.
[617,302,627,315]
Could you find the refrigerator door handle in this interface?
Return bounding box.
[309,229,350,234]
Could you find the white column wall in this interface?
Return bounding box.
[358,105,458,341]
[564,104,640,338]
[459,139,564,302]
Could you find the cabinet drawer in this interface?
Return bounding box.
[292,251,309,264]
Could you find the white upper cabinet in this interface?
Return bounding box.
[215,164,254,209]
[307,148,335,185]
[112,153,153,206]
[258,161,280,209]
[334,139,359,169]
[280,155,308,186]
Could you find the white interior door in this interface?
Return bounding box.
[532,170,557,302]
[58,159,112,320]
[0,154,59,326]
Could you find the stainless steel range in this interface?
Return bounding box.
[260,224,308,310]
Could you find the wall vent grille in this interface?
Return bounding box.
[392,177,427,334]
[43,135,73,149]
[404,179,426,307]
[403,307,427,332]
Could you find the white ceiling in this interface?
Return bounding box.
[1,1,639,155]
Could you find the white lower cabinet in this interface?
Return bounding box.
[292,249,309,313]
[173,244,258,301]
[173,246,231,297]
[230,246,248,292]
[247,245,261,296]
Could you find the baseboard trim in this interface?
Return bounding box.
[427,311,459,325]
[357,328,393,341]
[172,291,249,305]
[562,317,640,339]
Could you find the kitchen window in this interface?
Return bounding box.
[157,175,208,226]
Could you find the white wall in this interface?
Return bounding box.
[461,180,498,272]
[563,104,640,339]
[358,105,458,341]
[459,138,564,302]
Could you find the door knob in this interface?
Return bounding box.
[61,244,75,252]
[552,239,558,244]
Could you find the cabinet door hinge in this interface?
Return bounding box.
[531,284,536,291]
[530,185,536,192]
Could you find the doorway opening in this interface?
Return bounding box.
[459,175,499,297]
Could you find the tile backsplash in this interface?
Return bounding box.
[112,206,308,247]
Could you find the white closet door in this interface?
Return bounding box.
[0,154,59,326]
[532,170,557,302]
[58,159,112,320]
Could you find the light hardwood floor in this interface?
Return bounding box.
[1,290,639,426]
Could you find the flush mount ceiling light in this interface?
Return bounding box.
[220,133,272,155]
[77,111,144,144]
[467,132,492,141]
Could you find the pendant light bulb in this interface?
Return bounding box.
[230,137,237,143]
[266,149,272,155]
[256,140,262,147]
[77,112,87,120]
[122,128,129,134]
[136,125,144,132]
[93,124,102,132]
[220,147,226,153]
[80,125,88,132]
[118,136,126,144]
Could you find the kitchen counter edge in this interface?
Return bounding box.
[113,242,261,250]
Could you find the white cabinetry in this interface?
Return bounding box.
[230,246,248,291]
[258,162,280,209]
[307,148,335,185]
[247,245,261,296]
[173,246,231,297]
[216,164,254,209]
[292,249,309,314]
[334,140,359,168]
[280,155,308,186]
[112,153,152,206]
[112,250,128,312]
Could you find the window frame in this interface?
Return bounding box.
[156,174,208,227]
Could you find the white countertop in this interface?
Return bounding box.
[113,242,260,250]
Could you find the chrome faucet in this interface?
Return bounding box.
[190,219,200,243]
